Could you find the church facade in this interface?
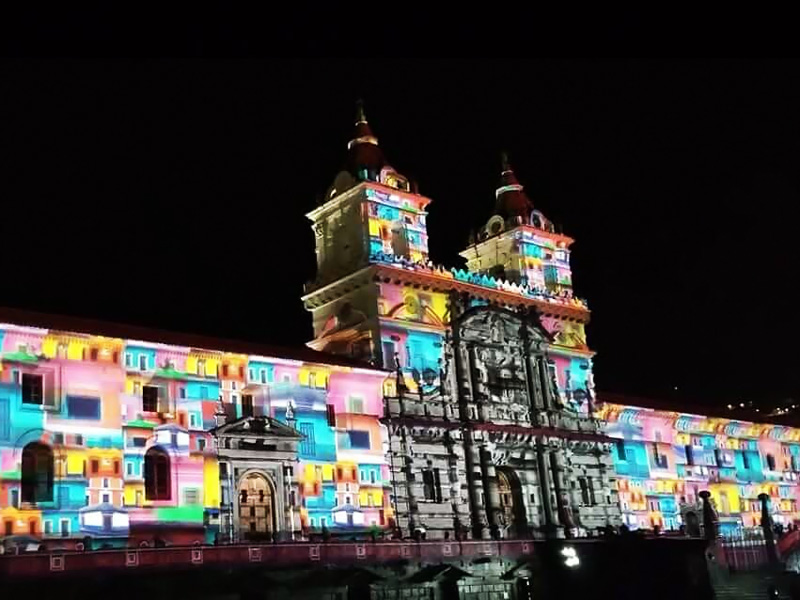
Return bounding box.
[0,104,623,550]
[302,104,622,539]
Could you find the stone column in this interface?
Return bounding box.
[758,492,779,566]
[467,346,487,423]
[536,439,557,537]
[479,445,502,539]
[451,315,484,539]
[550,450,574,539]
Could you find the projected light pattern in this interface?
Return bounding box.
[598,402,800,533]
[0,320,391,545]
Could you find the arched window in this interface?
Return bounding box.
[21,442,54,504]
[144,447,171,500]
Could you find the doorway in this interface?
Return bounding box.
[496,467,529,538]
[238,472,274,539]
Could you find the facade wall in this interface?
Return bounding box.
[0,319,390,544]
[598,401,800,533]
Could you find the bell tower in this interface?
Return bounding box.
[460,153,574,295]
[303,102,434,366]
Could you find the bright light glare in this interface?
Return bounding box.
[561,546,580,567]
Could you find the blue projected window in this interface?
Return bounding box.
[299,423,315,456]
[341,430,370,450]
[66,396,101,420]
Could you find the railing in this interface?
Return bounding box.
[719,528,770,571]
[0,539,536,578]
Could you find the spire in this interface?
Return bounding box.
[348,99,378,149]
[495,152,532,220]
[346,99,385,179]
[355,98,367,124]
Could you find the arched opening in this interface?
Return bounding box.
[496,467,529,538]
[144,447,171,500]
[21,442,54,504]
[238,472,275,540]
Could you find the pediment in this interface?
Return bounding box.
[212,416,302,439]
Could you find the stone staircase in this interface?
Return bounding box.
[711,569,791,599]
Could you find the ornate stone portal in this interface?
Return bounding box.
[383,299,619,540]
[212,415,302,542]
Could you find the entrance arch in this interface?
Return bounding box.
[238,472,275,540]
[496,467,529,538]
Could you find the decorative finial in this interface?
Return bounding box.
[356,98,367,124]
[501,151,511,172]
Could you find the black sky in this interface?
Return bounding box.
[1,59,798,407]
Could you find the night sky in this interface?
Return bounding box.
[1,60,798,408]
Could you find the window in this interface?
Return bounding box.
[132,437,147,448]
[319,517,327,528]
[21,442,53,503]
[125,353,133,368]
[767,454,777,471]
[142,386,159,412]
[309,517,316,527]
[144,448,171,500]
[326,404,336,427]
[197,359,205,377]
[44,520,53,535]
[261,369,268,384]
[685,445,695,466]
[231,381,237,391]
[197,438,206,452]
[242,395,254,418]
[249,368,255,381]
[90,459,99,474]
[67,396,101,420]
[180,387,186,399]
[184,488,200,505]
[53,432,64,445]
[189,413,199,428]
[579,477,594,505]
[338,430,370,450]
[60,519,70,537]
[10,489,19,508]
[21,373,44,405]
[347,396,365,414]
[126,462,133,476]
[370,470,377,484]
[299,423,315,455]
[200,386,208,399]
[422,469,443,502]
[101,493,111,504]
[138,355,148,370]
[615,440,625,461]
[308,373,316,388]
[4,521,12,536]
[103,477,110,488]
[382,341,396,370]
[360,469,367,482]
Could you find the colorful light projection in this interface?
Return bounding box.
[599,402,800,532]
[0,319,391,545]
